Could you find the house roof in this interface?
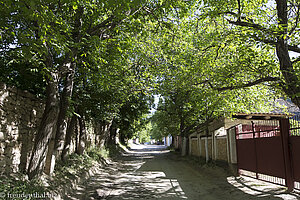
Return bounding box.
[232,113,292,120]
[273,98,300,115]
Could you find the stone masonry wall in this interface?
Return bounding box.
[0,82,112,176]
[0,82,44,175]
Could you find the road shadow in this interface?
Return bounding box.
[64,144,300,200]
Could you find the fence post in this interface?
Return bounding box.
[235,126,240,175]
[280,118,294,191]
[252,121,259,179]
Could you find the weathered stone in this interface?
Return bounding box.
[0,82,97,176]
[0,82,45,175]
[0,91,9,103]
[0,132,4,140]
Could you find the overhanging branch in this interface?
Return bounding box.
[251,35,300,54]
[288,45,300,53]
[227,19,277,35]
[292,56,300,64]
[217,77,280,91]
[226,19,300,53]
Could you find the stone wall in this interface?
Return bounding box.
[216,137,228,162]
[0,82,115,176]
[0,82,44,174]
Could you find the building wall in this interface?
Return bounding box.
[207,138,212,158]
[200,138,206,157]
[216,137,228,162]
[189,120,238,165]
[0,82,44,174]
[198,137,212,159]
[190,138,200,157]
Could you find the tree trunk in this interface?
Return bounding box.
[77,109,86,155]
[98,120,113,147]
[181,136,188,156]
[44,65,75,174]
[107,120,116,145]
[27,73,59,179]
[276,0,300,107]
[75,117,79,154]
[61,113,77,161]
[45,5,81,166]
[55,66,75,152]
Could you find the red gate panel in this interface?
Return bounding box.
[236,121,287,187]
[256,137,285,178]
[290,136,300,182]
[236,117,300,191]
[236,139,256,172]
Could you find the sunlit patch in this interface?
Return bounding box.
[126,144,171,154]
[127,149,171,154]
[69,144,189,199]
[227,176,300,199]
[96,166,188,199]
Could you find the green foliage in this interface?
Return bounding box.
[54,153,93,178]
[135,121,152,143]
[196,0,300,106]
[0,0,197,142]
[151,99,180,138]
[0,176,47,199]
[87,147,110,160]
[150,121,169,141]
[51,147,109,189]
[144,9,281,137]
[1,0,294,160]
[0,58,46,96]
[116,94,154,141]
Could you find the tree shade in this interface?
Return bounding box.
[0,0,299,178]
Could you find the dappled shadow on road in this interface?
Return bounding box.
[64,144,300,200]
[135,152,291,200]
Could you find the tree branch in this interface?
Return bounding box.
[89,16,115,36]
[216,77,280,91]
[292,56,300,64]
[250,35,300,53]
[227,19,277,35]
[289,4,300,35]
[287,44,300,53]
[237,0,241,20]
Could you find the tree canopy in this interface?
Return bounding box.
[1,0,299,177]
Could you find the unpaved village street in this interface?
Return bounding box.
[64,145,300,200]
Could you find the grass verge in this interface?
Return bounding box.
[0,146,120,199]
[0,174,49,199]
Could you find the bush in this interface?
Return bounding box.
[87,147,110,160]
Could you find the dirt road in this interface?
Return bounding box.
[65,144,300,200]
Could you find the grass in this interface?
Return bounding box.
[51,153,94,186]
[50,147,111,189]
[0,174,48,199]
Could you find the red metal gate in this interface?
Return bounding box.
[289,115,300,190]
[236,117,300,191]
